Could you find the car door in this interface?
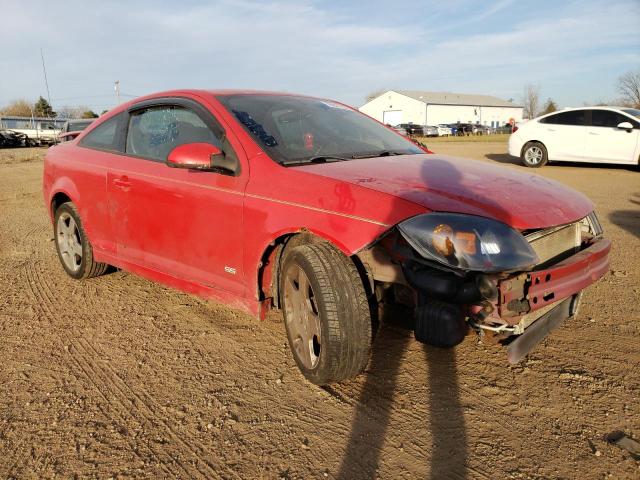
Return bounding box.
[107,97,248,295]
[538,109,587,161]
[74,113,128,256]
[585,109,640,164]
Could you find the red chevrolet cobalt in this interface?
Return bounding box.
[43,90,610,385]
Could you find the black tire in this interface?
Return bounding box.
[53,202,109,280]
[280,243,372,385]
[521,141,548,168]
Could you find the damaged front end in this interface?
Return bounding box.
[357,211,610,363]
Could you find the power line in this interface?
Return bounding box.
[51,94,138,101]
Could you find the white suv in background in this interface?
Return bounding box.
[509,106,640,167]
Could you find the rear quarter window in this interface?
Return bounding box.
[79,114,124,152]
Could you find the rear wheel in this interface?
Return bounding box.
[54,202,108,279]
[281,243,372,385]
[522,141,548,167]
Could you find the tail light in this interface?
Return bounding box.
[511,126,518,133]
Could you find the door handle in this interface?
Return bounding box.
[112,176,131,189]
[588,132,598,135]
[547,128,556,132]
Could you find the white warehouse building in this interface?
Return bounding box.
[359,90,523,128]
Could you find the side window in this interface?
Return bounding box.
[125,105,221,162]
[80,114,122,152]
[591,110,635,128]
[540,110,586,126]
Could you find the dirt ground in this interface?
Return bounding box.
[0,144,638,479]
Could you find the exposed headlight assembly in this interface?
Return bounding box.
[398,213,539,273]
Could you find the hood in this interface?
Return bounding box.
[295,154,594,230]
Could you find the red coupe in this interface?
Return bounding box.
[43,90,610,385]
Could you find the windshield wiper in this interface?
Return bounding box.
[351,150,411,159]
[281,155,349,167]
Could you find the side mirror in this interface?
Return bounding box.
[166,142,238,175]
[617,121,633,132]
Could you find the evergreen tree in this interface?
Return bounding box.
[34,96,56,117]
[541,98,558,115]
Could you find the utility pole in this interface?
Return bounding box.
[40,48,53,115]
[114,80,121,104]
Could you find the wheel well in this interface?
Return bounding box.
[256,232,373,312]
[51,192,72,215]
[257,232,324,309]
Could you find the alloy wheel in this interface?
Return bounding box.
[525,146,543,165]
[56,212,83,273]
[283,264,322,369]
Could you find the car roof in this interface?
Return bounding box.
[105,89,340,118]
[534,105,633,121]
[128,89,324,103]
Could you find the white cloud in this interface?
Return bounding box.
[0,0,637,109]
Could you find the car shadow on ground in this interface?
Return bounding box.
[608,193,640,239]
[485,153,521,165]
[336,157,518,478]
[335,310,467,480]
[485,153,639,172]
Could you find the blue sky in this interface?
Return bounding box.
[0,0,638,112]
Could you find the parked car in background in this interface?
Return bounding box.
[0,116,65,146]
[509,106,640,167]
[398,123,424,136]
[0,129,29,148]
[43,89,610,385]
[423,125,438,137]
[386,124,407,136]
[436,124,452,136]
[446,124,460,136]
[455,123,474,136]
[58,119,96,142]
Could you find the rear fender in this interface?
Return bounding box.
[48,177,81,221]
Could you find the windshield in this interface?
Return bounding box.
[216,94,422,165]
[622,108,640,120]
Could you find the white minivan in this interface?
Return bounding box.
[509,107,640,167]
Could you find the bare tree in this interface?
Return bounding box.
[522,84,540,119]
[57,105,94,119]
[616,70,640,108]
[0,99,33,116]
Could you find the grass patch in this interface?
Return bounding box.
[414,134,510,143]
[0,147,47,165]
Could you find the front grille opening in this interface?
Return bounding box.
[526,222,581,269]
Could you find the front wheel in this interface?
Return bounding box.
[522,141,548,167]
[280,243,372,385]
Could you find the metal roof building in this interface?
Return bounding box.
[360,90,523,128]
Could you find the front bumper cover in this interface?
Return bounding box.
[505,294,581,363]
[498,237,611,322]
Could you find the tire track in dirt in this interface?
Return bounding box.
[19,267,146,473]
[30,257,248,480]
[21,263,202,479]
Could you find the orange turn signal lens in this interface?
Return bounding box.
[455,231,477,254]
